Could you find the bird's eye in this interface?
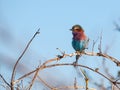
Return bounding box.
[74,29,80,30]
[74,29,80,32]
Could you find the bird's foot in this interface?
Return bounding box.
[81,50,85,53]
[76,51,80,55]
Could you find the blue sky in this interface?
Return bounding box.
[0,0,120,89]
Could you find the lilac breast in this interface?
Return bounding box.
[72,32,84,40]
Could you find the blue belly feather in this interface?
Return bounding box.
[72,39,88,52]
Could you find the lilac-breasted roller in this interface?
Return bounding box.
[70,24,89,63]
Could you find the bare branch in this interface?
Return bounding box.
[37,76,54,89]
[80,68,89,90]
[0,74,11,87]
[84,52,120,66]
[15,51,120,84]
[10,48,120,89]
[45,63,120,89]
[10,28,40,90]
[28,65,40,90]
[15,61,120,89]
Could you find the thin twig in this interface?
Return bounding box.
[37,76,54,89]
[98,31,102,53]
[44,51,120,66]
[74,77,78,90]
[80,68,89,90]
[16,62,120,89]
[16,51,120,83]
[13,51,120,89]
[45,63,120,89]
[10,29,40,90]
[92,37,99,53]
[84,52,120,66]
[0,74,11,87]
[28,65,40,90]
[56,85,96,90]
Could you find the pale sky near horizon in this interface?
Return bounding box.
[0,0,120,89]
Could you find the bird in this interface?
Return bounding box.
[70,24,89,64]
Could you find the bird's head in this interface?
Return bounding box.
[70,24,84,32]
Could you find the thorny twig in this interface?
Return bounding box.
[10,29,40,90]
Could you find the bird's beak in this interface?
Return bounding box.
[69,29,73,31]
